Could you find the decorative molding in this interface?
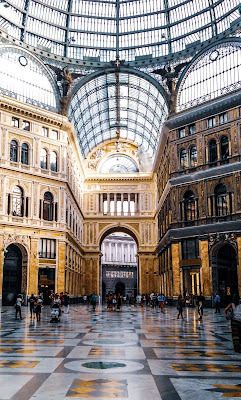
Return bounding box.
[3,233,30,252]
[208,232,237,250]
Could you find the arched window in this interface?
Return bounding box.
[21,143,29,165]
[209,139,217,165]
[190,146,197,168]
[180,149,187,169]
[43,192,53,221]
[50,151,57,172]
[215,184,228,216]
[220,136,229,163]
[40,149,47,169]
[10,140,18,162]
[12,186,23,216]
[183,190,196,221]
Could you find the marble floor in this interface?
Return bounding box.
[0,304,240,400]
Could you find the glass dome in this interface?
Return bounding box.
[0,45,58,111]
[0,0,239,65]
[99,154,139,173]
[68,71,168,158]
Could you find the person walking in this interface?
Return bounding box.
[214,293,221,313]
[64,292,69,314]
[15,294,23,320]
[29,294,36,319]
[117,294,122,311]
[35,296,43,322]
[60,292,65,313]
[91,293,98,311]
[197,292,205,320]
[225,294,241,353]
[158,293,165,312]
[177,294,185,319]
[49,290,54,308]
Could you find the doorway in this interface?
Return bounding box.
[38,267,55,304]
[212,244,238,306]
[115,282,125,296]
[2,244,23,305]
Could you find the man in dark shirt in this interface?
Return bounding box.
[197,292,205,319]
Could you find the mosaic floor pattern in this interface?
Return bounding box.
[0,304,240,399]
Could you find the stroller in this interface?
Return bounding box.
[50,303,60,323]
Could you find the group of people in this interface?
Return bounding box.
[14,291,70,321]
[106,292,123,311]
[49,291,70,314]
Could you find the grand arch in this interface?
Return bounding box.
[82,221,158,296]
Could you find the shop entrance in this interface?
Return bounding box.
[212,244,238,306]
[38,267,55,304]
[2,244,23,305]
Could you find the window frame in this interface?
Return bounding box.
[10,140,18,162]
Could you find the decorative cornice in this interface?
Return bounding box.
[0,95,67,128]
[84,174,153,182]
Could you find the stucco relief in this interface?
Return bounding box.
[3,233,30,253]
[231,123,239,154]
[208,232,237,251]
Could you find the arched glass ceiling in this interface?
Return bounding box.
[0,45,58,111]
[178,42,241,111]
[99,154,139,173]
[0,0,239,63]
[68,71,168,159]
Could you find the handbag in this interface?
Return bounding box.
[226,307,234,320]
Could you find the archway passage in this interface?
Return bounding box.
[101,232,138,302]
[2,244,23,305]
[213,244,238,306]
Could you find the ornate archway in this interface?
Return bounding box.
[99,227,139,303]
[2,243,28,305]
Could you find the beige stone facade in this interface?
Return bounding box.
[1,92,240,306]
[0,95,157,304]
[156,103,241,304]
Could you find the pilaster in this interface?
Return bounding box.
[0,235,4,304]
[171,242,181,297]
[57,239,66,293]
[236,237,241,296]
[199,239,212,296]
[29,238,39,295]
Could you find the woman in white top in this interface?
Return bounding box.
[225,294,241,353]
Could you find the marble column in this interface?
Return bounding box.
[107,194,110,214]
[171,242,181,297]
[57,240,66,294]
[29,238,39,295]
[100,193,103,213]
[114,193,117,215]
[121,193,124,215]
[199,239,212,296]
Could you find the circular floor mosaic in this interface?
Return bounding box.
[82,339,137,347]
[82,361,126,369]
[64,359,144,374]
